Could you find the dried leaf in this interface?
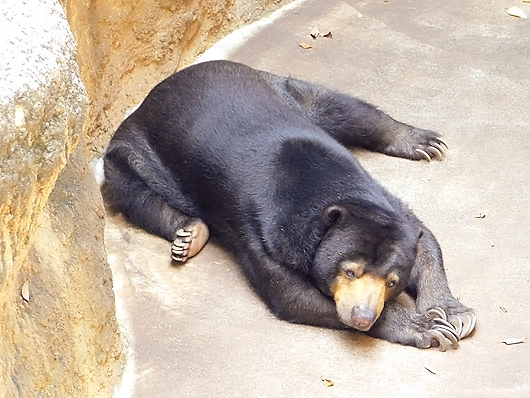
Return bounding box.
[524,0,530,3]
[502,337,526,345]
[507,7,527,18]
[474,213,486,219]
[22,280,29,302]
[321,378,334,387]
[299,42,313,50]
[310,26,320,39]
[323,31,333,38]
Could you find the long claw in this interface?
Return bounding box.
[176,229,192,237]
[437,137,449,149]
[427,330,449,352]
[177,236,193,243]
[468,313,477,336]
[458,312,476,338]
[427,307,447,320]
[431,142,446,155]
[450,317,464,337]
[432,326,459,348]
[429,146,443,159]
[432,317,454,329]
[416,148,431,161]
[431,323,458,337]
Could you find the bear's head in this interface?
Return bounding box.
[312,200,418,331]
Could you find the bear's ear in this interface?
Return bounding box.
[322,205,348,226]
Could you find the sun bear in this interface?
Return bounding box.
[103,60,475,350]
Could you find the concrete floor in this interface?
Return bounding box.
[106,0,530,396]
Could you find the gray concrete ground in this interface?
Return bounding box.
[105,0,530,396]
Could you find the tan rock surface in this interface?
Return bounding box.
[0,1,121,396]
[60,0,289,154]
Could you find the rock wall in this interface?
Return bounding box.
[60,0,288,154]
[0,1,122,397]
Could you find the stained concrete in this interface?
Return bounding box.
[106,0,530,396]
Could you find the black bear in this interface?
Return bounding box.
[103,60,475,350]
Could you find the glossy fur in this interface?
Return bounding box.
[103,60,475,349]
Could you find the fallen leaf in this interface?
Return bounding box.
[321,378,334,387]
[507,7,527,18]
[310,26,320,39]
[323,31,333,38]
[524,0,530,3]
[299,42,313,50]
[502,337,526,345]
[22,280,29,302]
[474,213,486,219]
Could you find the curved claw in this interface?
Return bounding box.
[176,231,193,243]
[450,312,476,339]
[415,148,431,161]
[432,323,459,341]
[465,313,477,337]
[429,146,443,159]
[427,307,447,320]
[171,254,188,262]
[431,325,459,348]
[432,317,454,329]
[426,307,476,345]
[437,137,449,149]
[176,229,192,237]
[450,317,464,337]
[427,329,449,352]
[431,142,446,155]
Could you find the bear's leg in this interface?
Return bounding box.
[241,247,463,350]
[239,251,349,330]
[103,155,209,263]
[407,227,476,342]
[283,77,447,161]
[366,299,449,350]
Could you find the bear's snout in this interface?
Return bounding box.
[351,305,377,331]
[333,272,388,331]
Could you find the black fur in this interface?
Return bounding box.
[103,60,473,348]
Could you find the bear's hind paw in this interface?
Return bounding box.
[171,221,209,263]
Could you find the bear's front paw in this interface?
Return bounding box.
[408,128,448,162]
[171,220,209,262]
[424,307,460,351]
[423,307,476,351]
[446,309,477,340]
[383,127,448,161]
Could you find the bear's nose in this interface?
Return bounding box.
[351,305,377,331]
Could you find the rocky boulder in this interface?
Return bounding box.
[0,1,122,396]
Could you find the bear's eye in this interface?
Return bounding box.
[387,281,396,288]
[345,270,356,279]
